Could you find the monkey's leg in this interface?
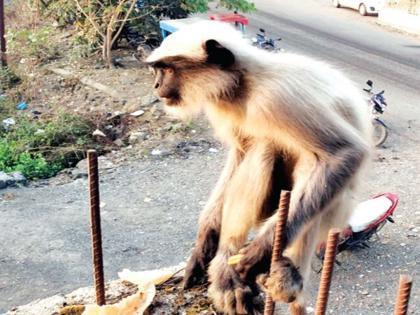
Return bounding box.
[184,148,243,288]
[208,143,275,315]
[284,217,321,315]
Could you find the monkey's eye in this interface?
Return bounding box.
[153,61,169,69]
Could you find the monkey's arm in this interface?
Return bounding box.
[184,147,243,288]
[237,107,369,279]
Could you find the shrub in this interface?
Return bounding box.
[0,67,20,91]
[0,98,99,179]
[5,26,58,62]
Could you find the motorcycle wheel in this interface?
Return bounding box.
[372,119,388,147]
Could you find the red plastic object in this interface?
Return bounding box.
[366,192,399,230]
[209,13,249,26]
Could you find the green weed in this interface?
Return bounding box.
[0,98,99,179]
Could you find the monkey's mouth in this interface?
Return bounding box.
[162,95,182,106]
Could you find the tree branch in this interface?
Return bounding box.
[73,0,105,39]
[110,0,138,48]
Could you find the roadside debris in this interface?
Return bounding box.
[130,110,145,117]
[0,171,27,189]
[92,129,107,137]
[2,117,15,130]
[16,101,28,110]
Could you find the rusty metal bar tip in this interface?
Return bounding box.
[87,149,106,306]
[264,190,291,315]
[315,228,340,315]
[393,274,413,315]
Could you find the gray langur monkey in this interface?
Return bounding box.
[146,21,372,315]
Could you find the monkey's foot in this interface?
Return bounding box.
[235,238,271,281]
[257,257,303,303]
[208,254,263,315]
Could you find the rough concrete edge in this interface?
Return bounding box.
[3,263,187,315]
[3,279,135,315]
[378,9,420,36]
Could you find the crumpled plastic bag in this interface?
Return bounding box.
[82,283,155,315]
[81,263,185,315]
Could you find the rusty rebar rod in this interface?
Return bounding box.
[393,274,413,315]
[264,190,291,315]
[314,228,340,315]
[87,150,106,306]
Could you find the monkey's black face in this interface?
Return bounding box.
[149,39,236,107]
[152,63,182,106]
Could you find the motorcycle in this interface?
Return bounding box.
[364,80,388,147]
[251,28,283,52]
[316,193,399,264]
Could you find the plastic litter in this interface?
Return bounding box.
[2,117,16,129]
[16,101,28,110]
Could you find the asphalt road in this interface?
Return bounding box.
[1,1,420,313]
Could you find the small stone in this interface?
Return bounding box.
[144,197,152,203]
[151,148,171,157]
[400,243,406,247]
[209,148,218,153]
[0,171,14,189]
[130,110,145,117]
[92,129,106,137]
[113,139,124,147]
[10,172,26,184]
[129,132,145,144]
[306,306,314,313]
[140,94,158,106]
[360,290,369,295]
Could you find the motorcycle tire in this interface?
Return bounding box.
[372,118,388,147]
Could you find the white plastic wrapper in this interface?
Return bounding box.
[82,263,185,315]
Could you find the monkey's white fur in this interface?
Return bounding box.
[148,21,371,149]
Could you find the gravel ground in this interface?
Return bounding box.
[1,127,419,314]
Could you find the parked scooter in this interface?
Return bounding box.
[364,80,388,147]
[251,28,283,52]
[316,193,399,263]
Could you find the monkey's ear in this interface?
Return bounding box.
[205,39,235,68]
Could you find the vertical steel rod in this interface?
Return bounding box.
[393,275,412,315]
[0,0,6,67]
[264,190,291,315]
[315,228,340,315]
[87,150,106,306]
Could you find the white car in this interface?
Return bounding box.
[332,0,383,16]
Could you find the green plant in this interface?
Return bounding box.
[0,101,100,179]
[0,67,21,91]
[5,26,58,61]
[0,141,63,179]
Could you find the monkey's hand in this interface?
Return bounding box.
[235,238,272,282]
[208,254,263,315]
[257,257,303,303]
[184,250,208,289]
